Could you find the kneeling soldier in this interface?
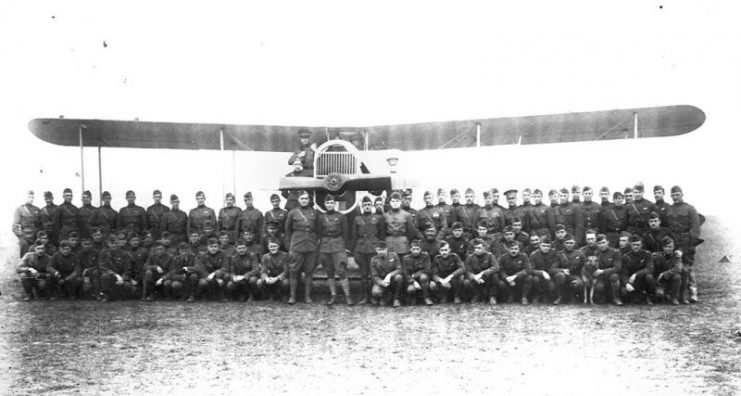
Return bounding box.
[593,234,623,305]
[528,237,563,304]
[157,242,193,300]
[653,236,683,305]
[99,235,136,302]
[17,242,53,300]
[48,240,83,299]
[403,241,433,306]
[550,234,586,304]
[227,239,261,302]
[463,238,502,305]
[370,241,403,307]
[184,238,226,302]
[621,235,655,305]
[430,241,466,304]
[259,238,290,301]
[141,241,171,301]
[498,243,534,304]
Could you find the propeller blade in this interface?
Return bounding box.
[278,177,325,191]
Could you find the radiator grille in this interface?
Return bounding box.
[315,152,357,177]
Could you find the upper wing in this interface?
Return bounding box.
[28,105,704,151]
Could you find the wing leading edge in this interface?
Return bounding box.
[28,105,705,151]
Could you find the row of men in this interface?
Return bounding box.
[16,189,700,305]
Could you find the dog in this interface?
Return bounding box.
[581,257,600,304]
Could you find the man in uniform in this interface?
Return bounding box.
[127,234,150,297]
[418,191,448,239]
[89,191,117,238]
[450,188,463,209]
[653,185,670,227]
[599,186,612,209]
[351,196,386,304]
[403,240,433,305]
[626,184,657,238]
[548,189,559,209]
[158,242,193,300]
[653,236,683,305]
[146,190,170,241]
[642,212,672,253]
[551,224,567,252]
[528,236,563,304]
[592,234,623,305]
[217,193,241,243]
[624,187,634,205]
[455,188,481,237]
[40,191,57,246]
[264,194,288,236]
[317,195,352,305]
[618,231,632,255]
[551,234,585,304]
[467,222,497,256]
[370,241,403,307]
[78,190,96,239]
[524,234,541,256]
[430,241,466,304]
[282,160,310,211]
[183,238,225,301]
[117,190,147,234]
[444,222,469,261]
[419,225,441,259]
[499,243,533,304]
[436,188,455,227]
[600,191,627,248]
[666,185,702,303]
[13,190,41,258]
[160,194,188,244]
[579,186,602,245]
[527,189,553,239]
[401,190,418,231]
[53,188,81,244]
[373,196,385,215]
[17,242,53,300]
[383,191,416,259]
[48,240,83,299]
[511,219,529,247]
[477,189,505,240]
[463,238,501,304]
[492,226,523,258]
[237,191,263,246]
[621,235,655,304]
[140,241,170,301]
[288,129,315,172]
[98,235,135,302]
[518,188,533,234]
[553,188,584,243]
[285,191,320,304]
[571,185,582,206]
[226,239,261,301]
[187,191,217,237]
[502,189,524,228]
[258,238,290,301]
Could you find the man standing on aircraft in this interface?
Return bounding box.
[288,129,315,171]
[40,191,57,246]
[317,194,352,305]
[553,188,584,244]
[160,194,188,244]
[117,190,147,235]
[89,191,117,239]
[13,190,41,258]
[146,190,170,241]
[383,191,416,258]
[187,191,216,237]
[78,190,96,239]
[351,196,385,304]
[217,193,241,243]
[263,194,288,236]
[666,185,702,304]
[285,191,320,304]
[53,188,81,244]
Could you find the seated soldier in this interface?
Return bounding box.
[403,240,433,306]
[258,238,290,302]
[550,234,585,304]
[157,242,194,300]
[653,236,683,305]
[528,236,562,304]
[617,231,632,255]
[226,239,261,302]
[159,232,177,256]
[498,243,534,304]
[430,241,466,304]
[67,231,82,255]
[16,241,53,301]
[463,238,502,305]
[48,240,83,299]
[240,230,263,261]
[199,221,218,247]
[370,241,403,307]
[466,222,496,257]
[141,241,171,301]
[444,222,468,261]
[78,234,102,299]
[621,235,655,305]
[98,235,136,302]
[127,233,149,295]
[183,238,224,302]
[262,220,286,253]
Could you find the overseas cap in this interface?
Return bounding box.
[671,185,683,193]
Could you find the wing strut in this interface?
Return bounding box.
[79,124,87,197]
[633,112,639,139]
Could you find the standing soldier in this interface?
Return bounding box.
[217,193,241,243]
[599,187,612,209]
[89,191,117,239]
[317,195,352,305]
[592,234,623,305]
[264,194,288,236]
[285,191,320,304]
[621,236,655,305]
[527,189,553,239]
[455,188,481,237]
[383,192,416,259]
[502,189,524,228]
[579,187,602,244]
[259,238,290,301]
[370,241,403,307]
[40,191,57,246]
[351,196,385,304]
[187,191,216,237]
[237,192,263,246]
[53,188,81,244]
[117,190,147,234]
[600,191,628,248]
[477,189,505,240]
[519,188,533,234]
[13,190,41,258]
[146,190,170,241]
[160,194,188,244]
[624,187,634,205]
[17,242,53,300]
[653,185,670,227]
[666,185,702,303]
[463,238,501,304]
[373,196,385,215]
[78,190,96,239]
[403,241,433,306]
[430,241,466,304]
[626,184,657,238]
[288,129,315,172]
[553,188,584,243]
[548,189,559,209]
[158,242,193,300]
[498,243,534,304]
[571,185,582,206]
[418,191,448,239]
[401,190,419,236]
[436,188,455,227]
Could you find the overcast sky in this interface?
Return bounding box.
[1,1,739,231]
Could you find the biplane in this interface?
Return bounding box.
[28,105,705,214]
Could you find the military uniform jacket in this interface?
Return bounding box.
[370,253,402,283]
[218,206,241,232]
[431,253,465,279]
[593,247,621,277]
[19,252,51,273]
[620,249,654,282]
[436,203,456,226]
[237,206,263,239]
[143,252,171,275]
[264,208,288,234]
[455,204,481,230]
[49,252,81,278]
[351,212,385,253]
[13,203,41,239]
[418,205,448,233]
[477,205,505,234]
[403,252,432,279]
[642,227,673,253]
[195,251,226,277]
[653,252,682,278]
[53,202,81,235]
[117,204,147,233]
[285,206,320,253]
[654,200,670,227]
[229,252,260,277]
[518,203,533,232]
[146,203,170,235]
[98,248,132,279]
[559,249,586,275]
[599,204,627,234]
[464,252,498,278]
[420,238,440,259]
[261,251,289,279]
[492,240,524,259]
[288,145,315,169]
[498,252,530,277]
[317,211,348,253]
[187,205,217,236]
[580,201,601,232]
[666,201,701,245]
[89,205,118,234]
[167,254,195,277]
[553,203,584,241]
[444,235,469,261]
[383,209,416,240]
[127,247,150,277]
[466,234,497,257]
[77,204,96,237]
[527,203,554,235]
[503,206,526,228]
[40,203,57,233]
[626,198,657,232]
[529,250,566,273]
[160,209,188,239]
[77,246,101,271]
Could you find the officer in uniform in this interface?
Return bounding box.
[237,191,263,246]
[653,236,683,305]
[370,241,403,307]
[13,190,41,258]
[140,241,171,301]
[351,196,386,304]
[620,235,655,304]
[160,194,188,244]
[498,243,534,304]
[285,191,320,304]
[98,235,135,302]
[523,234,541,256]
[53,188,81,244]
[571,185,582,206]
[403,240,433,306]
[599,186,612,209]
[551,234,585,304]
[626,184,657,238]
[548,189,559,209]
[89,191,117,239]
[477,189,505,240]
[78,190,96,239]
[512,218,530,247]
[383,192,416,258]
[48,240,83,299]
[553,188,584,243]
[373,196,385,215]
[579,186,602,244]
[187,191,217,237]
[288,129,315,172]
[455,188,481,237]
[642,212,672,253]
[40,191,57,246]
[258,238,290,301]
[317,194,352,305]
[463,238,501,304]
[519,188,533,234]
[653,185,670,227]
[444,222,468,260]
[282,160,310,211]
[600,191,627,248]
[666,185,701,303]
[419,225,441,258]
[183,238,226,301]
[418,190,448,239]
[551,224,567,252]
[466,222,497,256]
[217,193,241,243]
[430,241,466,304]
[17,242,53,300]
[117,190,147,235]
[624,187,634,205]
[502,189,524,228]
[591,234,623,305]
[146,190,170,241]
[158,242,193,300]
[492,226,523,259]
[528,236,564,304]
[527,189,553,239]
[226,239,261,302]
[264,194,288,236]
[436,188,455,227]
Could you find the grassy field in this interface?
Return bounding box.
[0,216,739,395]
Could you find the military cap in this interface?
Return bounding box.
[404,188,413,194]
[624,187,633,194]
[297,129,311,137]
[298,190,310,197]
[68,231,78,239]
[613,191,623,199]
[195,191,205,197]
[178,242,189,250]
[361,196,372,204]
[170,194,178,201]
[44,191,53,199]
[376,241,387,249]
[107,235,118,244]
[571,185,580,194]
[270,193,280,201]
[648,211,660,219]
[633,183,644,192]
[242,229,255,234]
[482,190,490,199]
[153,189,162,196]
[451,221,463,229]
[583,186,592,192]
[324,194,336,202]
[559,188,569,194]
[235,238,247,246]
[661,236,675,246]
[63,188,73,194]
[424,222,437,231]
[36,230,48,238]
[423,191,433,198]
[450,188,459,195]
[410,239,421,248]
[503,225,514,233]
[59,240,71,249]
[585,228,598,236]
[82,190,92,197]
[548,189,558,196]
[564,233,576,242]
[80,237,91,242]
[555,224,566,231]
[127,232,140,239]
[102,191,111,198]
[34,240,45,247]
[653,185,664,193]
[671,185,682,193]
[244,191,253,198]
[600,186,610,193]
[207,238,219,246]
[225,192,235,199]
[125,190,135,196]
[161,231,172,239]
[476,220,488,228]
[218,230,229,237]
[504,189,518,197]
[389,192,402,200]
[374,196,384,203]
[203,220,213,227]
[266,219,280,227]
[596,234,607,242]
[154,240,165,247]
[620,231,632,238]
[471,238,484,246]
[540,236,551,244]
[464,188,475,195]
[630,235,642,243]
[523,188,531,194]
[437,188,446,195]
[402,190,412,198]
[90,227,101,234]
[266,237,281,246]
[489,188,499,194]
[533,189,543,195]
